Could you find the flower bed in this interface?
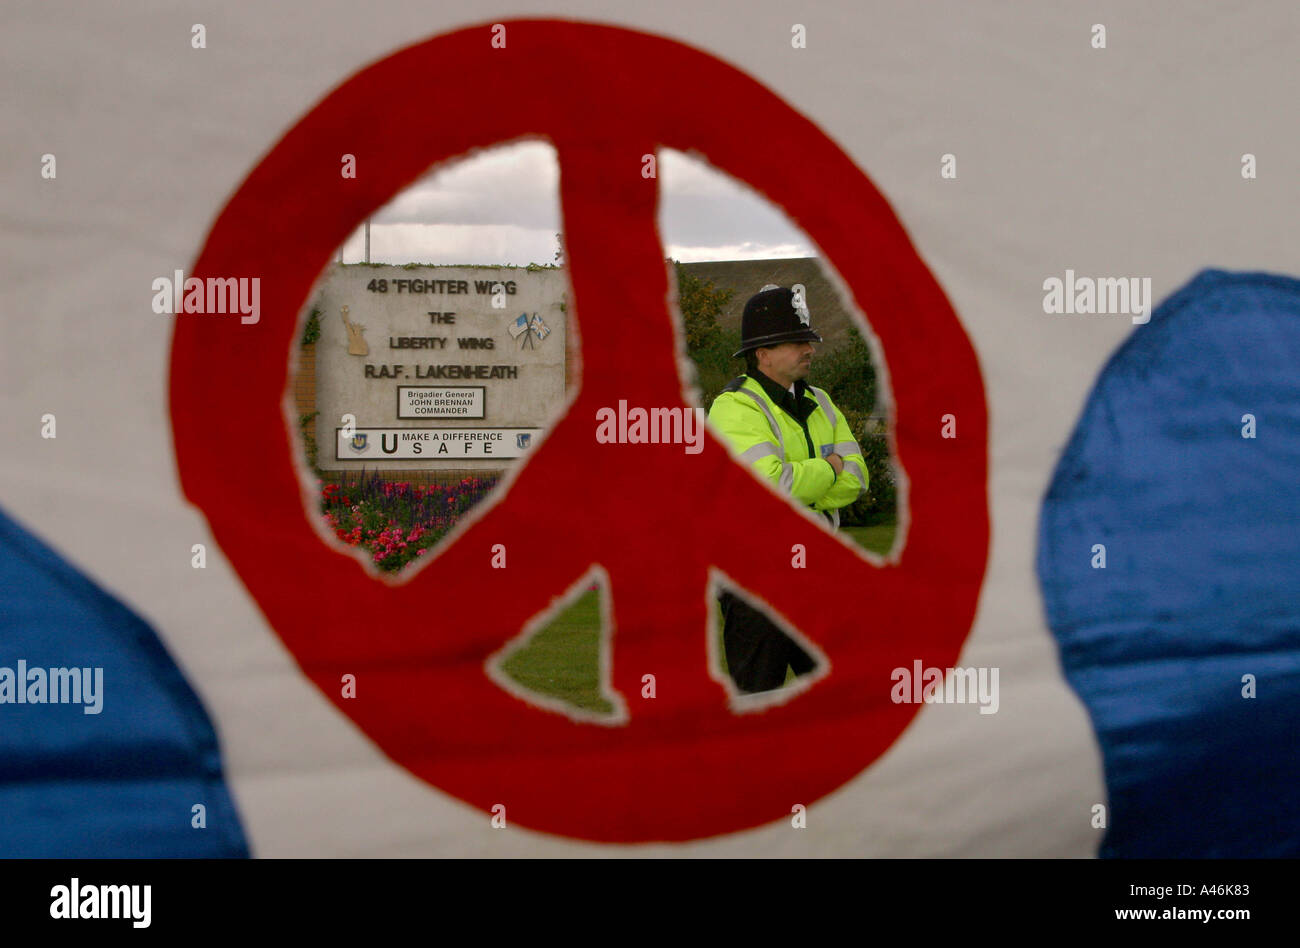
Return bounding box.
[320,471,499,572]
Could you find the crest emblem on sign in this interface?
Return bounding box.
[349,433,368,452]
[516,433,531,449]
[340,305,368,356]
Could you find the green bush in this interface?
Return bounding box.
[298,411,321,475]
[810,332,876,416]
[301,304,322,346]
[809,336,894,524]
[836,407,897,525]
[692,328,744,412]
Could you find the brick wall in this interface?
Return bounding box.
[293,340,317,432]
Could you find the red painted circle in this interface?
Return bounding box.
[170,19,988,842]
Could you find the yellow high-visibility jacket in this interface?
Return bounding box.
[708,373,868,528]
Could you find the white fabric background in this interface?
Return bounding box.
[2,0,1295,855]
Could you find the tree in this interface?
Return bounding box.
[673,261,731,351]
[671,261,738,410]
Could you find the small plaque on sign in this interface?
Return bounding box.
[335,427,541,460]
[398,386,485,419]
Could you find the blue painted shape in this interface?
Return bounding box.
[1037,269,1300,857]
[0,505,249,857]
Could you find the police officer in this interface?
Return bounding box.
[708,285,869,693]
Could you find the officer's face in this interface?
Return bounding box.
[758,341,814,386]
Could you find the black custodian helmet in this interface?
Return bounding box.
[732,284,822,357]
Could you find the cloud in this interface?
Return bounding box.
[339,142,814,265]
[658,149,815,259]
[374,141,562,230]
[666,242,809,262]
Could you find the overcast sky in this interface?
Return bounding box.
[337,143,815,265]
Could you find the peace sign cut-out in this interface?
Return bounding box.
[170,19,989,842]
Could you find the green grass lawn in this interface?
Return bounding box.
[499,520,897,712]
[499,591,613,714]
[840,521,898,556]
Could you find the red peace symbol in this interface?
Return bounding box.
[170,19,988,842]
